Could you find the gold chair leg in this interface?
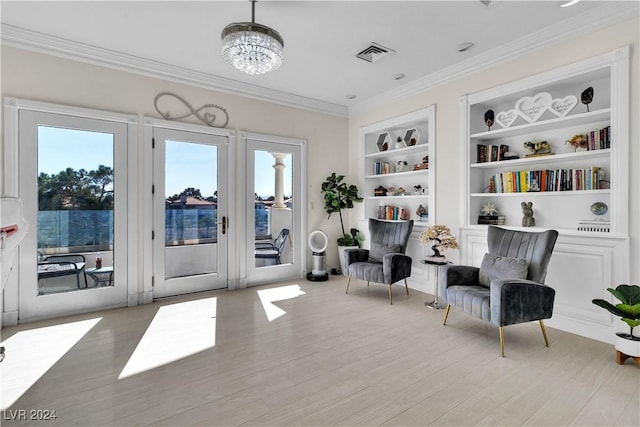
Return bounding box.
[443,304,451,325]
[404,278,409,295]
[500,327,505,357]
[388,285,393,305]
[346,276,351,294]
[539,320,550,347]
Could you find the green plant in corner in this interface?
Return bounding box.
[592,284,640,340]
[321,172,363,246]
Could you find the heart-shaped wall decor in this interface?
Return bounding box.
[495,110,518,128]
[548,95,578,117]
[515,92,552,123]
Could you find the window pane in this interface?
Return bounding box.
[254,150,293,267]
[164,140,218,279]
[37,126,114,294]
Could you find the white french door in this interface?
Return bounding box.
[17,110,130,321]
[244,133,306,285]
[152,125,230,297]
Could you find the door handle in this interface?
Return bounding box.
[218,216,227,235]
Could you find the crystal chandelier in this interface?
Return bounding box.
[221,0,284,75]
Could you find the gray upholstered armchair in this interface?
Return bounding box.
[441,226,558,357]
[344,219,414,304]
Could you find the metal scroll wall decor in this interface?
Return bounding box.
[154,92,229,128]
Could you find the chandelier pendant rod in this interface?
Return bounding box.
[251,0,256,24]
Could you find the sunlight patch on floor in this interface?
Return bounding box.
[257,284,306,321]
[0,317,101,410]
[118,297,217,379]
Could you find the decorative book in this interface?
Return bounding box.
[478,215,506,225]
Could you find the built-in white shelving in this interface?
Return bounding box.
[459,46,630,344]
[360,106,436,229]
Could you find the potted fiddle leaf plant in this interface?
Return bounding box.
[321,172,363,273]
[592,284,640,362]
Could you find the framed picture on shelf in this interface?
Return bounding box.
[376,132,391,152]
[403,128,420,146]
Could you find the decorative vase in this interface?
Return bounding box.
[615,333,640,357]
[575,146,588,152]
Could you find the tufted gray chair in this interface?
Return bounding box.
[344,219,414,304]
[441,226,558,357]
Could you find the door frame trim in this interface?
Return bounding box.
[143,118,236,300]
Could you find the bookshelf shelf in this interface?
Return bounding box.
[365,144,425,159]
[470,149,611,169]
[365,194,427,200]
[470,189,610,198]
[364,169,429,179]
[471,109,610,140]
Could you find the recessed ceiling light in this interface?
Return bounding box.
[392,73,406,81]
[456,42,475,53]
[345,94,357,100]
[560,0,580,7]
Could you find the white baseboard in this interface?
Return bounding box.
[2,310,18,326]
[546,314,615,345]
[141,291,153,304]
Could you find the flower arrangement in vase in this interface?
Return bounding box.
[420,224,459,262]
[567,134,588,151]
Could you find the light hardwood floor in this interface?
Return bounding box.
[1,276,639,426]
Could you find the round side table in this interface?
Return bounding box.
[85,266,114,287]
[421,259,449,309]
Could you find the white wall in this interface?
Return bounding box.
[0,46,350,315]
[348,18,640,286]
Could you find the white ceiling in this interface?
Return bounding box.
[1,1,637,116]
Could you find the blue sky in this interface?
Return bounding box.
[37,126,292,199]
[38,126,113,175]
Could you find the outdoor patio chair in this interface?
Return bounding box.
[38,254,88,288]
[255,228,290,265]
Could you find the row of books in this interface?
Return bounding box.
[587,126,611,150]
[577,220,610,232]
[476,126,611,164]
[477,144,512,163]
[487,167,606,193]
[475,217,610,232]
[377,205,410,221]
[373,161,391,175]
[478,215,506,225]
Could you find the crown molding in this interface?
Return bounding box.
[0,23,348,118]
[349,1,639,117]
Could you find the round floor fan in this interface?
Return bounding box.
[306,230,328,281]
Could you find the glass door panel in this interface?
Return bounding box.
[152,127,228,297]
[254,150,293,268]
[164,140,218,278]
[36,126,115,294]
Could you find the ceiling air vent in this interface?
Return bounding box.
[479,0,501,7]
[356,43,394,63]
